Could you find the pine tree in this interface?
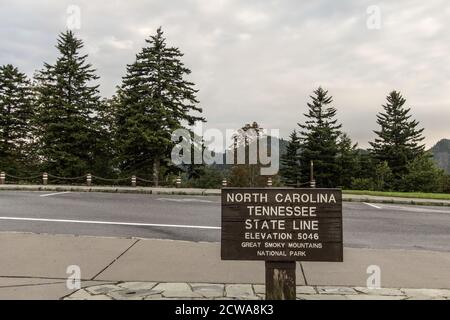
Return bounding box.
[369,91,425,186]
[184,137,207,180]
[116,27,204,185]
[0,64,34,174]
[373,161,393,191]
[298,87,342,188]
[92,97,117,178]
[34,31,106,177]
[336,133,358,188]
[280,130,301,187]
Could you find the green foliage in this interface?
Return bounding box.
[399,155,444,193]
[115,27,204,184]
[228,164,274,187]
[182,137,208,181]
[336,133,359,188]
[298,87,342,188]
[374,161,393,191]
[184,166,223,189]
[350,150,373,181]
[228,165,250,187]
[350,177,376,191]
[0,64,34,174]
[349,157,394,192]
[443,175,450,193]
[34,31,108,177]
[370,91,425,187]
[280,130,301,186]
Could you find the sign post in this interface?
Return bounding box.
[221,188,343,300]
[265,261,296,299]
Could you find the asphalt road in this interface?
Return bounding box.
[0,191,449,251]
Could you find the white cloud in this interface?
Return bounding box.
[0,0,449,148]
[103,36,134,50]
[235,9,270,26]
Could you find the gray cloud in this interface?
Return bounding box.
[1,0,449,149]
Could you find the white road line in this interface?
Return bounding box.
[363,202,382,209]
[0,216,221,230]
[39,192,72,197]
[157,198,214,203]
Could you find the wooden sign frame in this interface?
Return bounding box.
[220,187,343,300]
[221,188,343,262]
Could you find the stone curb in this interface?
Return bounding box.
[63,282,450,300]
[343,196,450,207]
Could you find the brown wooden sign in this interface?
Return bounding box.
[221,188,343,262]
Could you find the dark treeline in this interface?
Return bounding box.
[0,29,448,192]
[278,88,448,193]
[0,28,204,186]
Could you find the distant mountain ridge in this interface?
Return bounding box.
[208,137,450,174]
[430,139,450,174]
[209,136,288,172]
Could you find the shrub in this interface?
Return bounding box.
[350,177,376,191]
[399,155,444,193]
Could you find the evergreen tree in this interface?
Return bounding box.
[353,150,374,180]
[336,133,358,188]
[373,161,393,191]
[0,64,34,174]
[369,91,425,187]
[34,31,106,177]
[184,138,207,180]
[116,27,204,185]
[280,130,301,186]
[298,87,342,188]
[92,97,117,178]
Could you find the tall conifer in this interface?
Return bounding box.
[369,91,425,184]
[280,130,301,186]
[116,27,204,185]
[298,87,342,187]
[0,64,34,173]
[34,31,105,177]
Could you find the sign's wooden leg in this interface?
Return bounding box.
[265,261,296,300]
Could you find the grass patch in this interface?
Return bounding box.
[343,190,450,201]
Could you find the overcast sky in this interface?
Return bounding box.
[1,0,449,149]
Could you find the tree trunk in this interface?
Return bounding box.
[153,158,160,187]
